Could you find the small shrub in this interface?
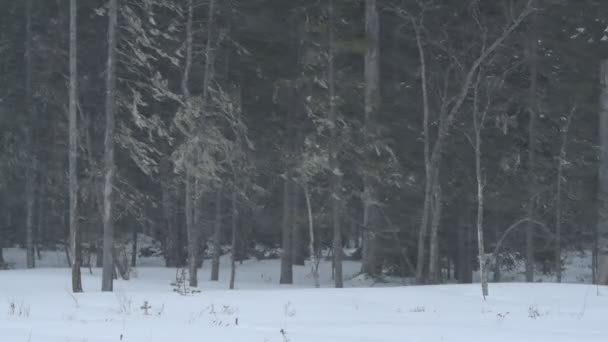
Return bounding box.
[528,305,542,319]
[7,300,30,318]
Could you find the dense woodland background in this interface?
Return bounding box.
[1,0,608,291]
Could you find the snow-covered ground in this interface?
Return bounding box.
[1,248,607,341]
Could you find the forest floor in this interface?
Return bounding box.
[0,247,607,341]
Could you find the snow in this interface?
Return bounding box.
[1,248,607,341]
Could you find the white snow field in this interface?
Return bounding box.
[1,249,607,342]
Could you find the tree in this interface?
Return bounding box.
[210,186,222,281]
[23,0,36,270]
[525,1,539,283]
[360,0,382,278]
[102,0,118,292]
[328,0,343,288]
[597,59,608,285]
[69,0,83,293]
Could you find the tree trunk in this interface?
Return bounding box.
[360,0,382,278]
[555,108,573,283]
[23,0,36,270]
[428,180,442,284]
[597,59,608,285]
[279,174,294,284]
[185,174,198,287]
[101,0,118,292]
[525,5,538,283]
[181,0,200,288]
[411,14,431,285]
[131,227,137,268]
[292,187,305,266]
[211,187,222,281]
[328,0,343,288]
[69,0,82,293]
[229,185,237,290]
[304,186,320,288]
[473,77,488,297]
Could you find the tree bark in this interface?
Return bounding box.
[304,186,320,288]
[229,185,237,290]
[279,174,294,284]
[360,0,382,278]
[185,174,198,287]
[472,74,488,297]
[101,0,118,292]
[555,107,574,282]
[131,227,137,268]
[182,0,199,288]
[69,0,82,292]
[292,187,305,266]
[411,13,431,284]
[23,0,36,270]
[328,0,343,288]
[597,59,608,285]
[428,180,442,284]
[525,5,538,283]
[211,187,222,281]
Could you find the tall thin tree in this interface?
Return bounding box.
[525,1,539,283]
[69,0,82,293]
[24,0,36,270]
[597,60,608,285]
[101,0,118,292]
[328,0,343,288]
[361,0,382,277]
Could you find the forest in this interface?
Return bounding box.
[1,0,608,297]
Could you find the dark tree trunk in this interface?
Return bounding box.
[131,228,137,268]
[280,175,294,284]
[211,187,222,281]
[292,187,305,266]
[69,0,82,293]
[229,185,237,290]
[525,4,538,283]
[329,0,343,288]
[360,0,382,278]
[101,0,118,292]
[24,0,36,270]
[597,59,608,285]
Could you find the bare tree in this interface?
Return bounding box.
[525,2,539,283]
[361,0,382,277]
[400,1,534,284]
[182,0,198,288]
[555,106,575,282]
[597,59,608,285]
[328,0,343,288]
[471,71,489,298]
[23,0,36,270]
[211,187,222,281]
[101,0,118,292]
[69,0,82,293]
[304,186,320,288]
[229,183,237,290]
